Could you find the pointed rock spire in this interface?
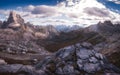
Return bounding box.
[7,11,24,25]
[1,11,26,30]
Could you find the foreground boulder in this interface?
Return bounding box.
[35,42,120,75]
[0,64,39,75]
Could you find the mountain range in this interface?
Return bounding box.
[0,11,120,75]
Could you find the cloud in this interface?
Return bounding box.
[0,10,9,15]
[31,5,57,15]
[0,10,11,21]
[41,19,70,25]
[107,0,120,4]
[23,5,61,18]
[84,7,110,17]
[66,13,80,18]
[23,5,35,12]
[0,0,120,27]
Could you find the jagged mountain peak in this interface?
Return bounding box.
[1,11,26,30]
[7,11,24,25]
[7,11,18,24]
[98,20,113,26]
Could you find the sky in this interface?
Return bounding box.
[0,0,64,9]
[0,0,120,27]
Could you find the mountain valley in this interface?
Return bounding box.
[0,11,120,75]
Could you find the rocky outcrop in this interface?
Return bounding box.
[0,64,39,75]
[1,11,26,30]
[7,11,24,25]
[35,42,120,75]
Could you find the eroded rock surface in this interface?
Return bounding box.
[35,42,120,75]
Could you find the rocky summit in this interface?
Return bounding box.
[1,11,26,30]
[0,12,120,75]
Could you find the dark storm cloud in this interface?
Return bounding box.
[84,7,110,17]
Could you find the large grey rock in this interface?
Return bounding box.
[83,63,101,73]
[35,43,120,74]
[89,57,98,63]
[77,53,89,60]
[81,42,92,49]
[0,64,41,75]
[76,48,92,60]
[56,67,64,75]
[95,53,104,60]
[0,64,23,73]
[77,59,83,69]
[56,64,75,75]
[63,64,75,74]
[56,46,74,58]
